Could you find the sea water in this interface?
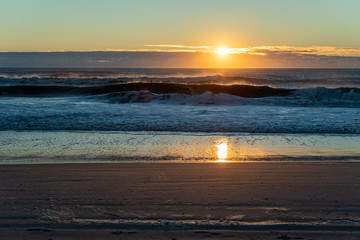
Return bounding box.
[0,68,359,163]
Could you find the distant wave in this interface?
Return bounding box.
[2,68,360,90]
[0,83,293,98]
[0,72,223,80]
[0,74,272,88]
[0,73,225,86]
[2,74,360,89]
[2,83,360,107]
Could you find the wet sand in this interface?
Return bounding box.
[0,162,360,239]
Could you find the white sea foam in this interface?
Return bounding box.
[1,68,360,134]
[100,88,360,107]
[0,97,359,133]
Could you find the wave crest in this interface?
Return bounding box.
[1,82,360,107]
[0,82,292,98]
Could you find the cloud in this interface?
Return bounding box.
[251,46,360,57]
[145,44,212,50]
[144,45,360,57]
[38,45,360,58]
[145,44,188,48]
[1,46,360,68]
[44,48,203,53]
[89,59,110,63]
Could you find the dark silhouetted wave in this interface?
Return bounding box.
[0,82,293,98]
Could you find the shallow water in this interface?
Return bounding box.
[1,131,359,164]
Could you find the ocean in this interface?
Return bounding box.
[1,68,359,163]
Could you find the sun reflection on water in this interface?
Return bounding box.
[216,138,228,162]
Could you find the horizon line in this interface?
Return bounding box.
[1,45,360,57]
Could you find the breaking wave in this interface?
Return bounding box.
[0,82,292,97]
[1,82,360,107]
[1,69,360,88]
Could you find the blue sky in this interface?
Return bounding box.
[1,0,360,67]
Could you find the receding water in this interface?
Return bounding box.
[1,131,359,164]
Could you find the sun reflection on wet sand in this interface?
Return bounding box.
[216,138,228,162]
[213,138,276,163]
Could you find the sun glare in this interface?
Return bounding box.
[216,47,230,56]
[216,139,228,162]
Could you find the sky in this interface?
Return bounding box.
[1,0,360,68]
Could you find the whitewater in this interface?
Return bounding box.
[1,68,359,163]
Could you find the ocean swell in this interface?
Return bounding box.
[0,83,293,98]
[1,83,360,107]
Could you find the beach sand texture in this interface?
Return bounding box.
[0,162,360,239]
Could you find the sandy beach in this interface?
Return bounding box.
[0,162,359,239]
[2,0,360,239]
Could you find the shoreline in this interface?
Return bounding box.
[1,162,359,239]
[1,131,360,164]
[2,159,360,165]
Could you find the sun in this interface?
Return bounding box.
[215,47,230,56]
